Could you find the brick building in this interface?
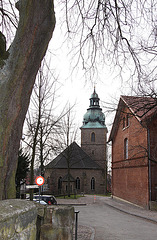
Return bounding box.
[109,96,157,208]
[44,88,108,195]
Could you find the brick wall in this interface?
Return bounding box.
[112,106,149,207]
[149,117,157,201]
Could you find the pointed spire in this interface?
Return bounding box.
[94,85,96,94]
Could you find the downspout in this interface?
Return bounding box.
[147,128,151,209]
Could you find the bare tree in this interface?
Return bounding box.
[0,0,156,200]
[0,0,55,199]
[23,62,63,199]
[57,104,78,197]
[61,0,157,84]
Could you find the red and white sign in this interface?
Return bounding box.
[35,176,45,186]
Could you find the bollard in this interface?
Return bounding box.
[75,211,80,240]
[94,195,96,203]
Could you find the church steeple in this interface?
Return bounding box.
[80,88,108,172]
[81,88,106,128]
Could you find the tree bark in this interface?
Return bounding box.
[0,0,55,199]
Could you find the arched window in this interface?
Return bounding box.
[76,177,80,190]
[58,177,62,189]
[124,138,128,159]
[91,132,95,142]
[91,177,95,190]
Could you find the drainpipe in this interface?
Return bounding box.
[147,128,151,209]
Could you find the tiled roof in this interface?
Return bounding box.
[121,96,157,121]
[45,142,102,169]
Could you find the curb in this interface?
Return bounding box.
[104,202,157,225]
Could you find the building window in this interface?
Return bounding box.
[58,177,62,189]
[91,132,95,142]
[124,138,128,159]
[91,177,95,190]
[76,177,80,189]
[123,117,125,128]
[123,114,129,129]
[92,150,95,155]
[126,114,129,127]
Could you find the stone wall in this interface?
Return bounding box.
[81,128,107,169]
[0,199,37,240]
[39,205,74,240]
[0,199,74,240]
[45,168,106,195]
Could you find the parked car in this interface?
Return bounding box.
[33,199,47,205]
[34,195,57,205]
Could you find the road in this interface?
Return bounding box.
[74,198,157,240]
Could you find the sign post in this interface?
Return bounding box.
[35,176,45,203]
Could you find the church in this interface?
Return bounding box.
[44,88,108,195]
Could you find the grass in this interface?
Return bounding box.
[56,193,111,199]
[56,194,84,199]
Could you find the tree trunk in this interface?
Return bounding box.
[0,0,55,199]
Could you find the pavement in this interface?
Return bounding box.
[57,195,157,240]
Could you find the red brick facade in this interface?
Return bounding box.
[109,96,157,208]
[149,117,157,201]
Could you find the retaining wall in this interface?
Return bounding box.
[0,199,74,240]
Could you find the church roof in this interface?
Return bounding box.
[81,121,106,129]
[45,142,102,170]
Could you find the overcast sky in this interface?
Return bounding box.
[46,6,134,141]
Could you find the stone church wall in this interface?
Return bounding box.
[81,128,107,169]
[45,168,106,195]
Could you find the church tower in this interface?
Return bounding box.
[80,88,107,169]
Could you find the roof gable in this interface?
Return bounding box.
[45,141,102,169]
[121,96,157,121]
[109,95,157,141]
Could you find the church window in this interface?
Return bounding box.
[91,132,95,142]
[124,138,128,159]
[91,177,95,190]
[58,177,62,189]
[76,177,80,189]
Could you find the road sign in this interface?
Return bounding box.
[35,176,45,186]
[26,185,39,189]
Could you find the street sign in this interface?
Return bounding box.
[35,176,45,186]
[26,185,39,189]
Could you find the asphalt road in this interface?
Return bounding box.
[75,200,157,240]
